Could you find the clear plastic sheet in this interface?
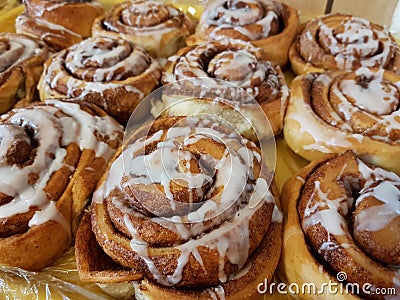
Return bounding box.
[0,0,307,299]
[0,248,114,299]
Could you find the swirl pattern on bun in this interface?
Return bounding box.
[75,115,282,300]
[92,0,194,58]
[37,35,162,124]
[289,14,400,75]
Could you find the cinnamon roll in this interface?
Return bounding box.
[75,115,282,300]
[92,0,195,59]
[284,67,400,174]
[186,0,299,67]
[161,39,289,141]
[280,151,400,299]
[0,32,48,114]
[37,35,162,124]
[0,100,122,271]
[289,14,400,75]
[15,0,104,51]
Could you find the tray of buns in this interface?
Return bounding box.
[0,0,399,299]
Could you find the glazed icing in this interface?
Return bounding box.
[313,16,396,69]
[42,36,160,101]
[164,39,287,104]
[96,116,280,286]
[303,159,400,234]
[354,160,400,232]
[0,101,122,227]
[0,33,47,73]
[301,156,400,289]
[198,0,281,41]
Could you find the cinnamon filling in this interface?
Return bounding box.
[298,151,400,297]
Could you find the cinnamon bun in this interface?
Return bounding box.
[161,39,289,141]
[75,115,282,300]
[280,150,400,299]
[0,32,48,114]
[15,0,104,51]
[284,67,400,174]
[289,14,400,75]
[0,100,122,271]
[92,0,195,58]
[37,35,162,124]
[186,0,299,67]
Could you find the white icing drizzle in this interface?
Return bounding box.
[303,181,351,236]
[286,68,400,155]
[0,125,30,163]
[28,200,70,235]
[302,155,400,283]
[286,76,354,152]
[354,159,400,232]
[42,36,160,104]
[101,0,189,51]
[340,71,398,115]
[99,116,281,287]
[125,146,211,202]
[0,32,47,73]
[316,16,396,69]
[303,159,400,236]
[272,203,283,223]
[0,101,122,227]
[327,69,400,143]
[331,69,400,143]
[207,285,226,300]
[65,37,149,82]
[164,39,286,103]
[122,0,168,27]
[197,0,280,41]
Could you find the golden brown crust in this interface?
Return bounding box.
[186,0,298,68]
[161,39,289,141]
[289,14,400,75]
[280,151,400,299]
[0,33,48,114]
[37,36,162,124]
[283,68,400,174]
[0,100,122,271]
[92,0,195,58]
[75,115,283,299]
[15,0,104,51]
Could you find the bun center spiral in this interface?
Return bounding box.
[122,0,170,27]
[122,127,227,217]
[208,50,258,83]
[64,36,151,82]
[0,34,46,72]
[0,124,33,166]
[216,0,265,26]
[299,151,400,289]
[339,69,399,115]
[318,17,380,58]
[210,0,279,32]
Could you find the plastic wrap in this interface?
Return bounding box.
[0,0,307,299]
